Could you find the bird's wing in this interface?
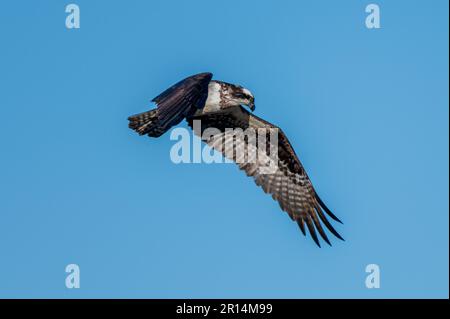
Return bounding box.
[187,106,343,247]
[151,72,212,132]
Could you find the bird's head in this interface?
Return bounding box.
[232,86,255,111]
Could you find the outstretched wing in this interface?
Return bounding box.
[187,106,343,247]
[151,72,213,133]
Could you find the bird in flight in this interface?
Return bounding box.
[128,72,343,247]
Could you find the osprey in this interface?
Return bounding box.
[128,72,343,247]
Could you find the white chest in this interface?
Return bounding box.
[203,82,222,112]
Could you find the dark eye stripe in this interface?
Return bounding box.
[235,93,251,100]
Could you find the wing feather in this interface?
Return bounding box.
[187,106,343,246]
[152,72,212,132]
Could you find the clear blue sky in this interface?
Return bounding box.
[0,0,448,298]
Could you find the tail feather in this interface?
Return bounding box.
[128,109,165,137]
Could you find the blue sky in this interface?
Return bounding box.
[0,0,448,298]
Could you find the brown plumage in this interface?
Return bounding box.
[128,72,343,247]
[187,106,343,247]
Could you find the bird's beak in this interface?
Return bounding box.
[248,98,255,112]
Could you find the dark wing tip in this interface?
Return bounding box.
[315,194,343,224]
[309,209,332,246]
[320,230,332,246]
[314,205,345,242]
[297,220,306,236]
[332,229,345,242]
[305,216,321,248]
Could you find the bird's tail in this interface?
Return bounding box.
[128,108,166,137]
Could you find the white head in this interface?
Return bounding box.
[231,85,255,111]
